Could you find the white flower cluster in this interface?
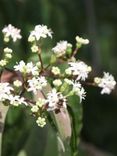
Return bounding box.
[30,98,46,127]
[28,25,52,42]
[4,47,12,59]
[0,23,116,128]
[52,41,72,57]
[0,82,13,102]
[62,79,86,103]
[14,60,39,76]
[94,72,116,94]
[9,95,27,106]
[31,98,45,113]
[27,76,47,94]
[2,24,22,42]
[67,61,92,81]
[46,88,67,111]
[0,82,27,106]
[0,47,13,67]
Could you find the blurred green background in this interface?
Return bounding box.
[0,0,117,155]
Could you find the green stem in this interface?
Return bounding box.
[38,51,44,71]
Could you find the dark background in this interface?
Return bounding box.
[0,0,117,155]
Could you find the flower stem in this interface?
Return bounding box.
[37,48,44,71]
[71,47,78,57]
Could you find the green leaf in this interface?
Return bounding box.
[68,95,83,156]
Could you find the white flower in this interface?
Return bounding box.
[14,60,26,73]
[71,81,86,102]
[2,24,22,42]
[36,117,46,127]
[27,62,39,76]
[68,61,91,81]
[9,95,27,106]
[0,83,13,102]
[38,76,47,86]
[14,61,39,76]
[96,72,116,94]
[53,79,62,87]
[77,87,86,103]
[72,81,82,92]
[51,66,60,75]
[46,88,67,111]
[29,25,52,41]
[52,41,71,57]
[76,36,89,45]
[27,76,47,93]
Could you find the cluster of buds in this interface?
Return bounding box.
[76,36,89,48]
[31,98,46,127]
[0,47,13,67]
[0,24,116,127]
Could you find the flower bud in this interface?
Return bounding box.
[94,77,101,84]
[31,45,38,53]
[53,79,62,87]
[0,59,7,66]
[50,55,57,64]
[36,117,46,127]
[28,35,35,42]
[13,80,22,87]
[51,66,60,75]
